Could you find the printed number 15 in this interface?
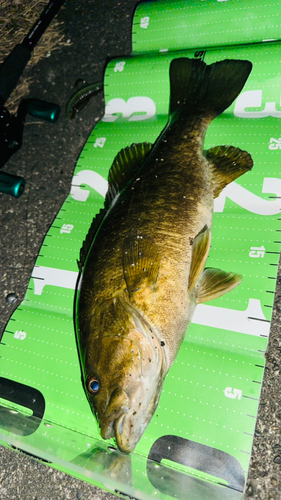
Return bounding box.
[249,246,265,258]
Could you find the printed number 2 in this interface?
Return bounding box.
[214,178,281,215]
[102,97,156,122]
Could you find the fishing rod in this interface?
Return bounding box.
[0,0,65,197]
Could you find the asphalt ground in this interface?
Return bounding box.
[0,1,280,498]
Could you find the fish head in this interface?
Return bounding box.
[81,296,167,453]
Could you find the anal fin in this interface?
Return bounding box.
[205,145,253,198]
[197,268,242,304]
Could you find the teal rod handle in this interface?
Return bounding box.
[0,172,25,198]
[26,99,60,122]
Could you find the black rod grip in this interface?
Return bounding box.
[22,0,65,51]
[0,45,31,103]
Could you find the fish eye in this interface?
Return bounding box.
[87,376,100,394]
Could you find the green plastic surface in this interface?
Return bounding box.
[133,0,281,53]
[1,1,281,499]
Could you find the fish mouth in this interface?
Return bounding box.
[114,413,133,453]
[100,412,132,451]
[101,412,136,453]
[100,387,129,441]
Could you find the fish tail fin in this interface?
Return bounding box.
[169,57,252,119]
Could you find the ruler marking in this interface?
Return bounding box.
[248,316,270,323]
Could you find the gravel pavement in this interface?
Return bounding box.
[0,1,280,498]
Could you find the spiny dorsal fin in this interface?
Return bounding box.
[188,226,211,292]
[105,142,153,208]
[123,233,160,296]
[205,145,253,198]
[78,207,107,271]
[79,142,153,271]
[197,268,242,304]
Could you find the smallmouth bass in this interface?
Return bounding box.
[76,57,253,452]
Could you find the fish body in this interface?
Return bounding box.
[76,58,253,452]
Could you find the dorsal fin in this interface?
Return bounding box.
[78,142,153,271]
[78,207,107,271]
[105,142,153,208]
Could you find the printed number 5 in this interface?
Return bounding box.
[224,387,242,400]
[14,331,26,340]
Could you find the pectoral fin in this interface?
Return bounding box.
[197,268,242,304]
[205,145,253,198]
[188,226,211,292]
[123,234,160,296]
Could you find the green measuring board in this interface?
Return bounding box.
[1,1,281,499]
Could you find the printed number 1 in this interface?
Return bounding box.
[60,224,74,234]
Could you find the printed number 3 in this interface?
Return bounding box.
[102,97,156,122]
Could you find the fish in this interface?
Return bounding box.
[76,57,253,453]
